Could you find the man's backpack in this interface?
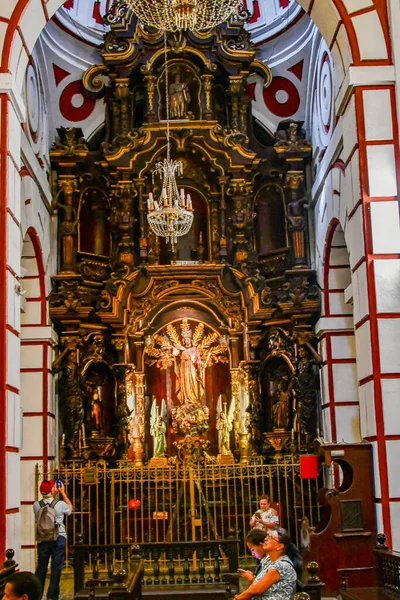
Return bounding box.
[37,499,59,542]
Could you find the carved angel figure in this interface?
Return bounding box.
[216,396,234,455]
[150,397,167,457]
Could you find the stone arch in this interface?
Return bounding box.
[319,218,361,444]
[19,227,55,570]
[20,227,46,327]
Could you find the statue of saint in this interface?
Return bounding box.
[172,334,203,404]
[294,343,322,436]
[113,390,132,457]
[89,388,103,435]
[150,397,167,457]
[169,72,190,119]
[287,189,308,265]
[216,411,232,455]
[52,347,84,449]
[272,377,294,430]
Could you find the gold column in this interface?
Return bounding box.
[130,372,145,465]
[230,368,240,449]
[136,178,148,260]
[201,74,213,120]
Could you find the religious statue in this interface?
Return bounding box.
[113,385,132,457]
[294,342,322,437]
[287,189,307,266]
[272,377,294,430]
[145,319,228,436]
[150,397,167,457]
[52,346,84,454]
[89,388,103,435]
[172,333,203,404]
[169,72,190,119]
[246,377,263,445]
[52,178,78,272]
[216,397,234,455]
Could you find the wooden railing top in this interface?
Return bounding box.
[72,539,240,550]
[0,550,17,591]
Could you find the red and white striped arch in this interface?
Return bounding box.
[0,0,399,557]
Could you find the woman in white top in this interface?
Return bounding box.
[234,528,302,600]
[249,494,279,531]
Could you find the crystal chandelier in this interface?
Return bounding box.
[127,0,240,32]
[146,33,193,250]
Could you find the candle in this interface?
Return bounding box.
[291,428,295,440]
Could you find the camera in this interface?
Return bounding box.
[55,479,62,489]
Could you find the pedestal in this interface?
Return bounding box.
[217,453,234,465]
[149,457,168,467]
[263,429,290,459]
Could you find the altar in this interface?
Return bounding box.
[48,0,320,493]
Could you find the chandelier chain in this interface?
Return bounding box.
[146,28,194,251]
[164,30,170,162]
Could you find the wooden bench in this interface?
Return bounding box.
[338,534,400,600]
[73,539,240,600]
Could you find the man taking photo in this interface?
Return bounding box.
[33,480,72,600]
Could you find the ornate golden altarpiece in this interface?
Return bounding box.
[49,3,320,470]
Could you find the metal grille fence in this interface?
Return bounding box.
[35,459,324,571]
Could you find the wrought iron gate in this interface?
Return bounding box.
[35,459,324,567]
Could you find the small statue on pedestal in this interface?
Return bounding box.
[150,397,167,462]
[272,376,294,430]
[216,397,234,463]
[89,388,103,436]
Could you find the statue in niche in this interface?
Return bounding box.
[272,376,294,430]
[287,189,307,265]
[145,319,228,436]
[52,346,84,453]
[150,397,167,457]
[172,333,203,404]
[89,388,103,435]
[294,342,322,437]
[169,72,190,119]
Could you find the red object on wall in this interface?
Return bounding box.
[300,455,318,479]
[128,499,141,510]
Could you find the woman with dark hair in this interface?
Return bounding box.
[238,529,270,584]
[234,528,302,600]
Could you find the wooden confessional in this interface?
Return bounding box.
[309,442,377,594]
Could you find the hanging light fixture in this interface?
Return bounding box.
[127,0,240,33]
[146,33,193,250]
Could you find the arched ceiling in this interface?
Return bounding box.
[29,0,322,152]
